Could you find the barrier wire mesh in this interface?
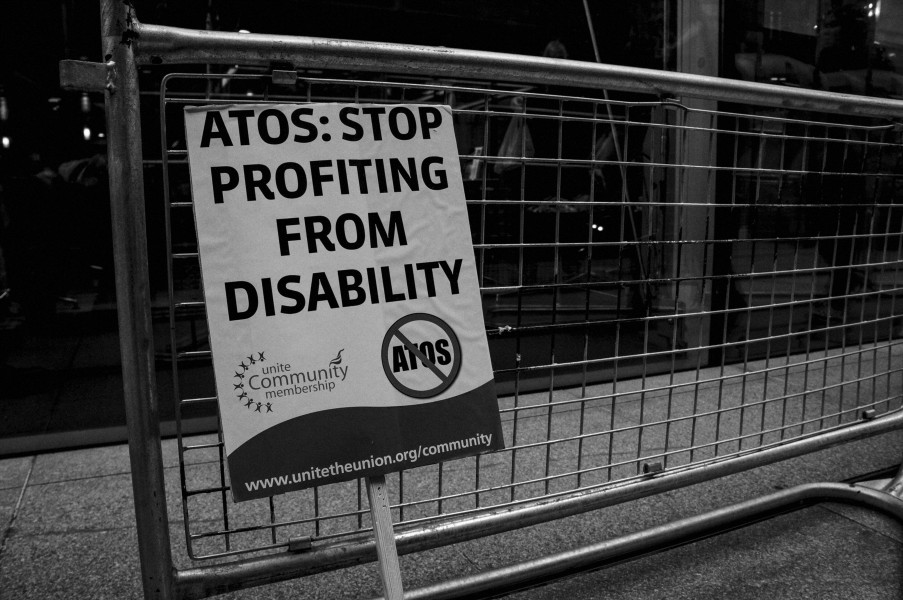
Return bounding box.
[152,71,903,561]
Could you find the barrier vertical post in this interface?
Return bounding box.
[366,476,405,600]
[100,0,175,598]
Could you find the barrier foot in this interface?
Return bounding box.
[883,461,903,499]
[395,482,903,600]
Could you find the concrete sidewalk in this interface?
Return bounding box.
[1,429,901,599]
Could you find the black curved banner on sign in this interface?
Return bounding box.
[228,380,502,501]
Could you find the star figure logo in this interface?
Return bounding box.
[235,352,273,415]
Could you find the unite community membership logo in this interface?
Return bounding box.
[232,349,349,414]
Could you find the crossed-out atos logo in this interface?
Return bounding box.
[232,349,348,414]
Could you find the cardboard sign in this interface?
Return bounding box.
[184,103,503,501]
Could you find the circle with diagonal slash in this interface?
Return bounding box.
[381,313,462,399]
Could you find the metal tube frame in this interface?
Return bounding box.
[131,22,903,119]
[100,1,175,598]
[99,4,903,598]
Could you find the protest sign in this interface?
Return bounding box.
[184,103,503,501]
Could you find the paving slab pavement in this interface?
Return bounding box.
[507,505,903,600]
[1,429,900,599]
[2,343,901,598]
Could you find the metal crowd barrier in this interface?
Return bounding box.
[70,1,903,598]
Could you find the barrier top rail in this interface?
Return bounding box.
[130,22,903,120]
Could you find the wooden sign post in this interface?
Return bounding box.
[366,475,404,599]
